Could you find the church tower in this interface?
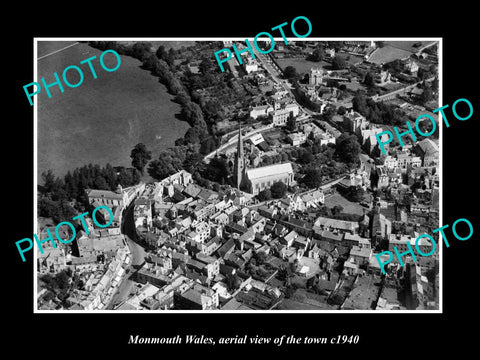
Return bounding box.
[233,122,246,189]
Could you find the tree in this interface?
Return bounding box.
[131,42,153,62]
[155,45,167,60]
[347,186,365,202]
[303,168,322,188]
[41,170,56,193]
[39,198,76,223]
[420,85,433,104]
[331,55,346,70]
[203,156,229,184]
[64,171,78,199]
[130,143,152,174]
[200,136,217,155]
[383,59,403,75]
[283,66,299,81]
[226,271,241,291]
[93,176,109,190]
[331,205,344,215]
[286,113,296,131]
[352,93,368,115]
[307,46,325,62]
[336,133,361,165]
[364,72,375,87]
[148,147,186,180]
[299,149,314,164]
[337,106,347,115]
[326,78,339,88]
[270,181,287,199]
[253,251,268,265]
[183,152,205,174]
[184,125,204,145]
[431,76,439,92]
[199,57,215,74]
[258,189,272,201]
[117,168,135,187]
[262,156,273,166]
[102,163,117,190]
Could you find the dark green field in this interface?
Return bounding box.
[37,41,191,179]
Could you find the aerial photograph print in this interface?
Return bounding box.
[34,38,441,312]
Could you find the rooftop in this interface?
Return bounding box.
[314,216,358,232]
[85,188,123,200]
[246,162,293,181]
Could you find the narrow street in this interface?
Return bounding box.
[106,200,146,309]
[204,124,273,161]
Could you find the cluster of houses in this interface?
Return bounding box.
[108,162,438,310]
[36,183,145,310]
[38,159,439,311]
[37,40,440,311]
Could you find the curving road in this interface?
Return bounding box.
[106,200,146,309]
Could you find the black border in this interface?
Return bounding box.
[8,5,479,356]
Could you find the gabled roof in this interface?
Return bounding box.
[415,138,439,156]
[246,163,293,181]
[85,188,123,200]
[217,239,236,258]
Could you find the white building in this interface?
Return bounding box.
[309,68,325,86]
[288,132,307,146]
[384,156,398,170]
[250,104,274,119]
[243,58,258,74]
[245,162,295,195]
[271,103,299,127]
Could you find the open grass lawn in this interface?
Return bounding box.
[336,51,364,66]
[274,57,328,75]
[368,45,412,65]
[117,41,196,51]
[345,81,365,92]
[37,41,190,179]
[384,41,436,53]
[324,192,365,216]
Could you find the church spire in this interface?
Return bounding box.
[237,121,243,157]
[234,121,245,189]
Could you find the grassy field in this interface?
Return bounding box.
[324,193,365,216]
[336,51,364,66]
[274,57,328,75]
[275,52,363,76]
[37,42,190,179]
[384,40,436,53]
[368,46,412,65]
[117,41,196,51]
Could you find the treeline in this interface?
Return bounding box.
[147,146,230,191]
[352,93,406,126]
[89,41,226,184]
[38,164,140,223]
[89,41,210,146]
